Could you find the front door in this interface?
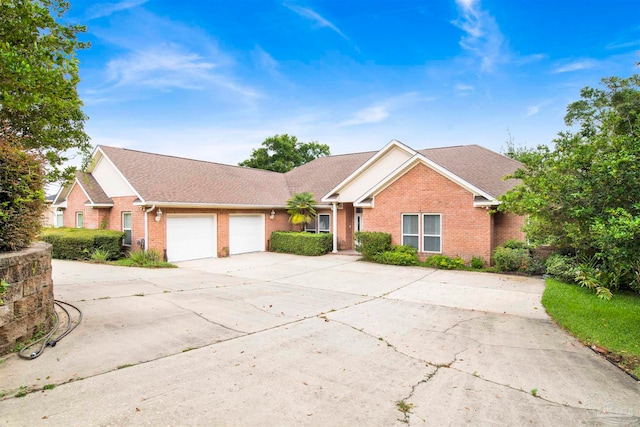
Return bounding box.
[354,211,363,250]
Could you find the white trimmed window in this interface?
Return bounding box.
[402,214,419,249]
[423,214,441,253]
[122,212,132,246]
[76,212,84,228]
[307,214,330,233]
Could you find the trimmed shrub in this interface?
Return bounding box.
[493,247,529,272]
[373,245,418,266]
[424,254,465,270]
[270,231,332,256]
[40,228,124,260]
[354,231,392,260]
[0,142,45,252]
[545,253,578,283]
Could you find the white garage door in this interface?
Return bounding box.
[229,215,265,255]
[166,215,217,262]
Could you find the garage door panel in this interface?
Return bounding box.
[167,215,217,262]
[229,215,264,255]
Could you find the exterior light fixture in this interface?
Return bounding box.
[155,209,163,222]
[270,210,275,220]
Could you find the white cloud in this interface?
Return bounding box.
[451,0,505,72]
[525,99,552,117]
[252,46,279,75]
[339,92,423,127]
[455,83,474,94]
[285,4,348,40]
[86,0,148,19]
[552,59,596,73]
[104,44,260,98]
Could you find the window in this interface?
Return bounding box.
[122,212,132,246]
[402,214,419,249]
[76,212,84,228]
[423,214,441,252]
[307,214,330,233]
[55,210,63,228]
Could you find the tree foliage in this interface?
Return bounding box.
[0,0,90,182]
[0,134,45,252]
[238,134,330,173]
[286,192,317,231]
[499,74,640,296]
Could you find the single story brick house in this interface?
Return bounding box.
[52,140,525,262]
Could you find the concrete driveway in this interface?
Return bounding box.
[0,252,638,426]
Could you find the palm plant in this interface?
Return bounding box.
[286,192,317,231]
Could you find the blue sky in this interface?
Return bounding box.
[67,0,640,165]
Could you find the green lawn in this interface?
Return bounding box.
[542,278,640,378]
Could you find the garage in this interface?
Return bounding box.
[166,214,217,262]
[229,214,265,255]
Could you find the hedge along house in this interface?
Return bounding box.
[52,140,525,263]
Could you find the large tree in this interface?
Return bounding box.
[239,134,330,173]
[0,0,90,182]
[499,74,640,296]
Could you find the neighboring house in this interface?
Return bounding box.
[42,194,58,227]
[52,140,525,262]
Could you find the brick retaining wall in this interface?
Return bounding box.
[0,242,55,356]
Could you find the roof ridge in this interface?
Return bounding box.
[97,145,287,175]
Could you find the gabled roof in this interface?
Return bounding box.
[53,171,113,208]
[56,142,521,210]
[98,146,292,207]
[416,145,522,200]
[284,151,375,204]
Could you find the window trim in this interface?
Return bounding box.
[422,213,442,253]
[122,211,132,246]
[306,213,331,233]
[401,213,420,249]
[75,211,84,228]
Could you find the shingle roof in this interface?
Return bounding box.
[98,146,292,206]
[94,143,521,207]
[417,145,522,198]
[76,171,113,205]
[284,151,375,203]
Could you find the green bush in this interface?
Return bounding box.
[40,228,124,260]
[373,245,418,266]
[545,253,578,283]
[492,247,529,272]
[270,231,332,256]
[0,142,45,252]
[470,256,485,269]
[424,254,465,270]
[501,239,530,250]
[354,231,392,260]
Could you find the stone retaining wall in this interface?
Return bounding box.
[0,242,55,356]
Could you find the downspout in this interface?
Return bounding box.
[143,204,155,251]
[332,202,338,253]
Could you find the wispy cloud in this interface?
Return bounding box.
[552,59,596,74]
[86,0,148,19]
[252,46,280,75]
[525,99,552,117]
[451,0,505,72]
[339,93,422,127]
[285,4,348,40]
[455,83,474,95]
[104,44,260,98]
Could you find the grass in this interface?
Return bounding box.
[112,249,177,269]
[542,278,640,378]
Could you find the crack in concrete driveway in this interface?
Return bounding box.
[0,253,638,426]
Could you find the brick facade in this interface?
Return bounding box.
[361,163,521,263]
